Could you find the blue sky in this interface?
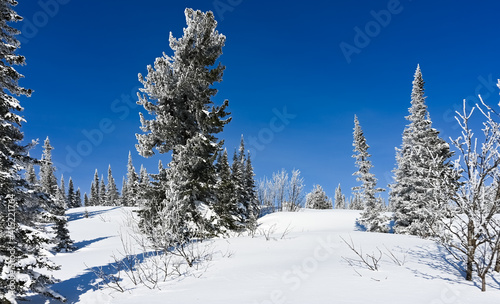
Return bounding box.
[14,0,500,201]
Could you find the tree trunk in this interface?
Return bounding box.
[466,220,475,281]
[495,248,500,272]
[481,274,486,292]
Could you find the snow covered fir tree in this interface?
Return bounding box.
[352,115,386,232]
[0,1,64,302]
[305,185,332,209]
[135,8,258,246]
[389,65,457,237]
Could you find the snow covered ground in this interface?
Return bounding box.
[28,207,500,303]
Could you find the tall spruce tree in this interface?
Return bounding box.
[67,177,76,208]
[53,180,75,253]
[39,137,57,195]
[334,184,346,209]
[0,1,63,301]
[123,151,139,206]
[75,187,82,208]
[352,115,386,232]
[389,65,456,237]
[99,176,106,206]
[136,9,231,242]
[25,162,37,185]
[89,170,99,206]
[215,149,238,230]
[105,165,119,206]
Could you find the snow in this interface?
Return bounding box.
[27,207,500,303]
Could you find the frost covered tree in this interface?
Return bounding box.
[99,176,106,206]
[83,193,89,207]
[215,149,238,230]
[305,185,332,209]
[67,177,76,208]
[39,137,57,195]
[352,115,386,232]
[286,169,305,211]
[0,1,64,301]
[349,194,364,210]
[136,9,231,242]
[75,188,82,208]
[122,151,139,206]
[435,99,500,291]
[53,180,75,253]
[89,169,99,206]
[105,165,119,206]
[389,65,456,237]
[334,184,346,209]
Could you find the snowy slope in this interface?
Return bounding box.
[28,207,500,303]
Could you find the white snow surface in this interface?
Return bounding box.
[27,207,500,303]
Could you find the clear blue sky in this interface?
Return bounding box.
[14,0,500,201]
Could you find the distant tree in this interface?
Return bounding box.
[53,180,75,252]
[305,185,332,209]
[215,149,238,230]
[90,169,99,206]
[352,115,386,232]
[137,165,150,207]
[349,194,364,210]
[389,65,457,237]
[84,193,89,207]
[39,137,57,195]
[286,169,305,211]
[334,184,346,209]
[67,177,76,208]
[99,176,106,206]
[123,151,139,206]
[106,165,119,206]
[75,188,82,208]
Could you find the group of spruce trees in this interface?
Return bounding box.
[349,65,457,235]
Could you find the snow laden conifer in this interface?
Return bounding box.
[305,185,332,209]
[105,165,119,206]
[389,65,456,237]
[53,179,75,253]
[352,115,386,232]
[136,9,230,243]
[75,188,82,208]
[215,149,238,230]
[122,151,139,206]
[0,1,64,301]
[89,169,99,206]
[349,194,364,210]
[39,137,57,196]
[334,184,346,209]
[25,162,37,185]
[67,177,76,208]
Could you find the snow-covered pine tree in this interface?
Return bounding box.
[215,149,238,231]
[389,65,456,237]
[0,1,63,301]
[123,151,139,206]
[137,165,150,207]
[352,115,387,232]
[99,176,106,206]
[305,185,332,209]
[83,193,89,207]
[349,194,364,210]
[136,9,230,242]
[67,177,76,208]
[53,180,75,253]
[231,137,250,227]
[334,184,346,209]
[243,152,259,226]
[59,175,67,209]
[75,188,82,208]
[105,165,119,206]
[39,137,57,195]
[89,169,99,206]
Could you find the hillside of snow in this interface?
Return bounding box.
[28,207,500,303]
